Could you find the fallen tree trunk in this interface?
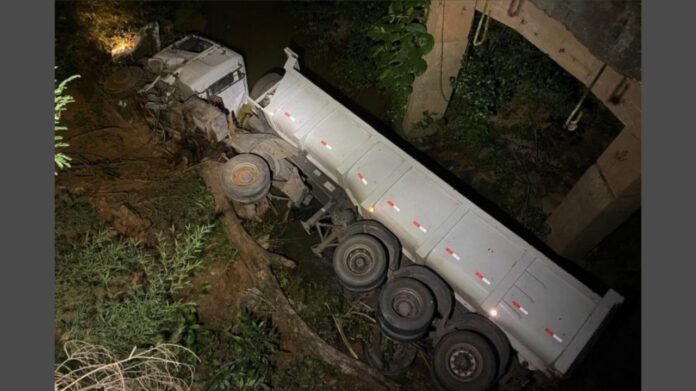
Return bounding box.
[199,160,398,390]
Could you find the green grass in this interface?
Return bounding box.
[272,355,337,390]
[274,263,375,352]
[56,224,212,357]
[55,192,105,243]
[195,310,280,390]
[148,169,216,230]
[200,220,239,268]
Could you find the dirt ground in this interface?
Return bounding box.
[56,73,259,338]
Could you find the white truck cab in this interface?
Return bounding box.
[147,35,248,115]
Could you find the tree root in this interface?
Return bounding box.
[198,160,398,390]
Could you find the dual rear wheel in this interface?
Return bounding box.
[332,233,388,292]
[330,224,502,391]
[377,277,435,342]
[432,331,498,391]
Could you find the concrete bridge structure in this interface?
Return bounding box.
[403,0,641,260]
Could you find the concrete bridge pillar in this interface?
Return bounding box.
[401,0,475,139]
[546,127,641,260]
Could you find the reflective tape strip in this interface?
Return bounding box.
[475,271,491,285]
[320,140,333,150]
[412,220,427,233]
[387,200,400,212]
[357,172,368,185]
[512,300,528,315]
[445,247,461,261]
[545,328,563,343]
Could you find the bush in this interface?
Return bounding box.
[290,1,388,96]
[56,224,212,356]
[196,310,279,390]
[369,0,433,124]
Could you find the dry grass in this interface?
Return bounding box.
[54,341,198,391]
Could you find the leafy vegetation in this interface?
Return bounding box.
[54,195,357,389]
[291,0,432,125]
[369,0,433,124]
[274,259,375,353]
[148,169,216,230]
[56,224,212,356]
[272,355,337,390]
[290,2,388,96]
[55,194,104,242]
[196,310,279,390]
[55,71,80,175]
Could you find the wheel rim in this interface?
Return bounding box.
[345,246,375,276]
[447,343,483,381]
[229,163,261,187]
[391,288,423,319]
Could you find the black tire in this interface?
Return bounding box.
[102,66,146,98]
[377,277,435,342]
[333,234,388,292]
[447,313,511,381]
[250,72,282,100]
[220,153,271,204]
[432,331,498,391]
[342,220,401,271]
[392,265,453,321]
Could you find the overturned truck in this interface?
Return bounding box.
[110,35,624,391]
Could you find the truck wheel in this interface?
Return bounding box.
[377,277,435,342]
[447,313,511,381]
[103,66,145,98]
[220,153,272,204]
[333,234,388,292]
[392,265,453,321]
[342,220,401,272]
[432,331,498,391]
[250,72,282,100]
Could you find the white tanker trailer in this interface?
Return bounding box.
[114,35,624,391]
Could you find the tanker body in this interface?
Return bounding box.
[248,49,623,388]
